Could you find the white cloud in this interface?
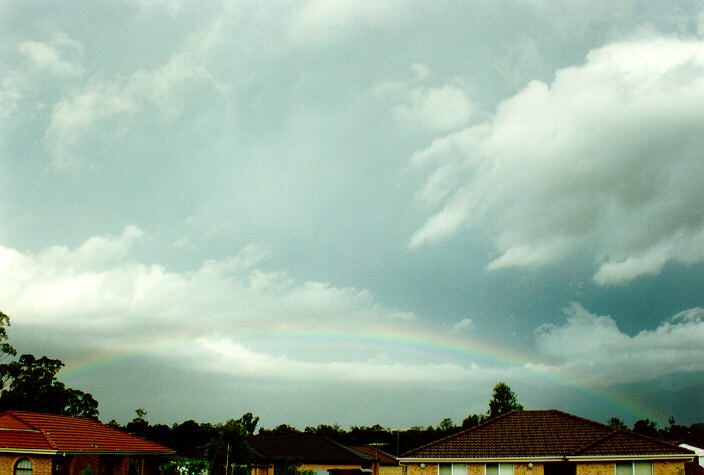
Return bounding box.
[376,66,475,132]
[409,36,704,285]
[288,0,402,45]
[452,318,474,332]
[180,338,479,383]
[44,51,214,170]
[17,33,84,78]
[0,228,468,385]
[2,33,84,118]
[535,303,704,385]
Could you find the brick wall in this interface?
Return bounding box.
[407,462,439,475]
[0,454,53,475]
[515,463,544,475]
[577,463,615,475]
[654,461,685,475]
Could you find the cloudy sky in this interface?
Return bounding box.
[2,0,704,429]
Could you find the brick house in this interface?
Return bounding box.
[0,410,175,474]
[398,410,694,475]
[248,433,378,475]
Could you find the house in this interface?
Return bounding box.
[399,410,694,475]
[0,410,175,474]
[248,433,378,475]
[354,445,406,475]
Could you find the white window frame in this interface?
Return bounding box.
[438,463,468,475]
[485,463,514,475]
[615,462,653,475]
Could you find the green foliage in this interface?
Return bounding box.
[205,415,258,475]
[488,382,523,418]
[608,417,627,429]
[0,353,99,419]
[0,312,99,419]
[438,417,455,431]
[160,457,209,475]
[80,466,96,475]
[633,419,658,437]
[0,311,17,362]
[461,413,487,429]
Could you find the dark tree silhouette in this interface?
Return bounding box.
[488,382,523,418]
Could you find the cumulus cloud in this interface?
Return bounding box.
[409,36,704,285]
[18,33,84,78]
[1,33,84,118]
[452,318,474,332]
[288,0,403,44]
[376,65,475,131]
[534,303,704,385]
[44,51,214,170]
[0,228,514,385]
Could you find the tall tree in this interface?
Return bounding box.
[0,311,17,364]
[0,354,99,418]
[633,419,658,438]
[488,382,523,418]
[608,417,627,429]
[0,311,99,419]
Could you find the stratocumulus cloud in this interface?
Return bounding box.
[410,36,704,285]
[534,303,704,385]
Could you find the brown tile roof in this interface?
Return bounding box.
[354,445,399,465]
[575,430,690,456]
[402,410,693,460]
[249,433,376,466]
[0,411,174,455]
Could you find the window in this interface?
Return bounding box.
[616,462,652,475]
[439,464,468,475]
[14,458,32,475]
[486,464,514,475]
[129,456,142,475]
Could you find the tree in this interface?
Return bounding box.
[608,417,627,429]
[462,413,487,429]
[0,312,99,419]
[205,415,257,475]
[487,382,523,418]
[237,412,259,436]
[633,419,658,438]
[0,353,99,419]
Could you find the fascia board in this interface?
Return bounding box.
[0,448,58,455]
[0,448,175,456]
[567,455,694,462]
[398,457,565,463]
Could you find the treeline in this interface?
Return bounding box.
[609,416,704,446]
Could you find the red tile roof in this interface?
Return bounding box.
[402,410,693,460]
[0,411,174,455]
[249,433,376,466]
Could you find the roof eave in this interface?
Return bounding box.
[0,447,175,456]
[399,454,695,464]
[567,455,695,462]
[398,457,565,463]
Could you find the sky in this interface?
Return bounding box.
[1,0,704,430]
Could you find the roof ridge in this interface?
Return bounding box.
[573,428,694,456]
[356,445,397,460]
[544,409,618,432]
[573,428,621,455]
[322,435,376,462]
[401,410,522,457]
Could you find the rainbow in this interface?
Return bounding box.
[60,324,654,422]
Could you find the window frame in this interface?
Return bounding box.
[485,463,514,475]
[615,461,653,475]
[14,458,33,475]
[438,463,468,475]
